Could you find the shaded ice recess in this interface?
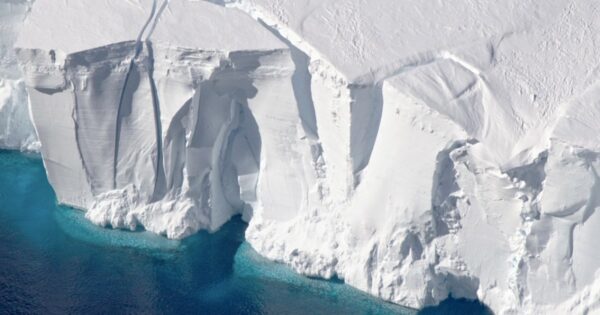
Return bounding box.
[12,0,600,314]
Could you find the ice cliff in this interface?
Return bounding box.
[4,0,600,313]
[0,0,37,150]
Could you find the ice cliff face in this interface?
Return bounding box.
[6,0,600,313]
[0,0,37,150]
[15,0,308,239]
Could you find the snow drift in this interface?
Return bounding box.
[5,0,600,313]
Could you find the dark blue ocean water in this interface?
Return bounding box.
[0,150,492,315]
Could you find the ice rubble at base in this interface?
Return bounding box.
[6,0,600,313]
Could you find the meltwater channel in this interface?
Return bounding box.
[0,150,491,314]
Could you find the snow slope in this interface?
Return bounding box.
[9,0,600,313]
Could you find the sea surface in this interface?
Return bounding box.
[0,150,492,315]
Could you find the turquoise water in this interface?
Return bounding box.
[0,150,491,314]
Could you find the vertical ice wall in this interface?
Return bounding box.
[218,1,600,314]
[0,0,37,150]
[15,0,321,239]
[13,0,600,314]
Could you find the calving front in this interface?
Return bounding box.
[5,0,600,314]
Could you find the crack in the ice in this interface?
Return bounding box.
[145,0,169,41]
[113,0,164,190]
[146,41,166,201]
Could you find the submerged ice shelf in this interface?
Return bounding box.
[4,0,600,313]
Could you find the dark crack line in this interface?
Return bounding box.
[147,41,166,201]
[113,0,162,189]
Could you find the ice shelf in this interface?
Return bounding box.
[3,0,600,313]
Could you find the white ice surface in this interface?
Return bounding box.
[10,0,600,314]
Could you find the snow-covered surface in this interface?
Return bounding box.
[8,0,600,313]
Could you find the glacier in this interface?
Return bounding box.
[0,0,37,150]
[4,0,600,313]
